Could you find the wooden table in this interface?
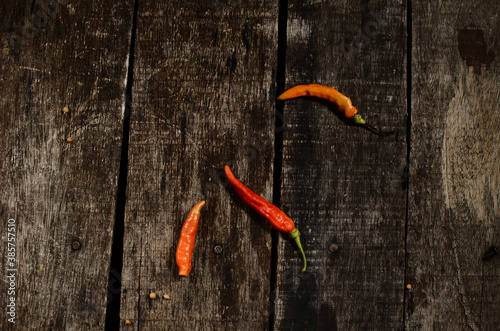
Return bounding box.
[1,0,498,330]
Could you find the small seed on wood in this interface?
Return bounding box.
[329,244,338,253]
[406,284,412,290]
[149,292,157,299]
[66,137,73,143]
[63,106,69,113]
[163,294,170,300]
[125,319,132,325]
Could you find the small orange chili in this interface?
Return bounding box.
[176,200,205,277]
[278,84,392,135]
[224,166,306,272]
[278,84,361,120]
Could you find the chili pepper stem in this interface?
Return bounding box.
[352,114,395,136]
[351,113,366,125]
[288,227,307,273]
[361,123,395,136]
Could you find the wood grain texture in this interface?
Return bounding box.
[2,0,498,329]
[275,0,407,329]
[406,1,500,329]
[119,1,278,329]
[0,0,133,330]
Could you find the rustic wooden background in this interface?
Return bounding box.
[1,0,498,330]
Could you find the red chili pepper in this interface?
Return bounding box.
[224,165,306,272]
[176,200,205,277]
[278,84,392,135]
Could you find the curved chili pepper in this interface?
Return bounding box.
[176,200,205,277]
[224,165,306,272]
[278,84,393,136]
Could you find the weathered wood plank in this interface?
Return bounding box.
[0,0,133,330]
[406,1,500,329]
[119,1,278,329]
[275,1,407,329]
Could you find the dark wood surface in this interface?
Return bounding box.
[406,1,500,330]
[0,0,498,330]
[275,1,407,329]
[119,1,278,329]
[0,0,134,329]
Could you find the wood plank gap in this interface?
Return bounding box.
[104,0,139,329]
[403,0,413,327]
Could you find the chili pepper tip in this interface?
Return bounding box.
[176,200,205,277]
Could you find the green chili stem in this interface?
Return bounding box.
[352,114,396,136]
[352,113,366,125]
[288,227,307,273]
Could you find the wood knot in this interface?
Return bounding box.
[214,245,223,254]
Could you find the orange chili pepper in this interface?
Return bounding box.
[278,84,392,135]
[278,84,360,120]
[176,200,205,277]
[224,166,306,272]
